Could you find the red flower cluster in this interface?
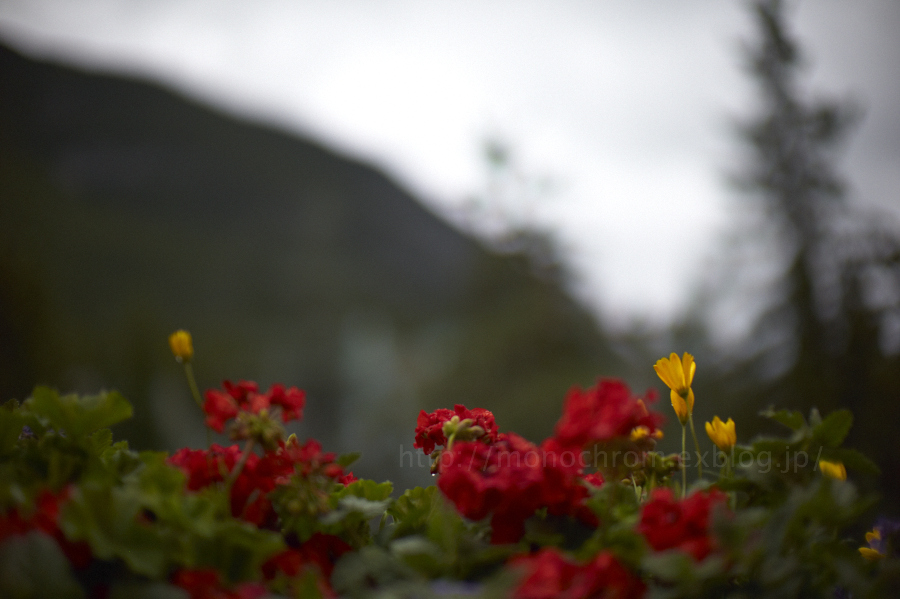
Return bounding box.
[414,404,500,455]
[553,379,663,450]
[281,438,358,486]
[638,488,727,561]
[203,380,305,433]
[0,488,92,570]
[172,568,267,599]
[262,532,352,587]
[437,433,595,544]
[510,548,645,599]
[168,438,353,528]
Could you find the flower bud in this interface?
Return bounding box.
[169,330,194,362]
[818,459,846,481]
[704,416,736,452]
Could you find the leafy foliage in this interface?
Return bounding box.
[0,351,897,599]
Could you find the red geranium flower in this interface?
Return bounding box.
[168,438,353,528]
[638,488,727,561]
[510,548,646,599]
[263,532,352,582]
[414,404,499,455]
[553,379,663,450]
[437,434,595,543]
[203,380,305,433]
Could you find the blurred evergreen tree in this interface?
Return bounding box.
[709,0,900,509]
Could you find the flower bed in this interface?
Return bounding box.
[0,334,896,598]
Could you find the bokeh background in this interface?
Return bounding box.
[1,0,899,511]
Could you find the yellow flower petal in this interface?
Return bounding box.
[682,353,696,387]
[865,530,881,544]
[653,358,679,391]
[859,547,884,561]
[671,389,689,425]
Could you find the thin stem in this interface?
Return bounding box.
[631,476,640,501]
[446,429,458,452]
[182,362,210,446]
[688,414,703,479]
[183,363,203,408]
[681,424,687,498]
[225,438,256,491]
[728,446,736,510]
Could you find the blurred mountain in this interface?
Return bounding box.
[0,41,620,487]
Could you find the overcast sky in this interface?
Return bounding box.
[2,0,898,324]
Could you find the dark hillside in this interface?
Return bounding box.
[0,41,620,485]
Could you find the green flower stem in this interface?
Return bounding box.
[681,424,687,498]
[728,447,736,509]
[183,362,203,409]
[182,362,211,446]
[688,414,703,479]
[446,429,457,452]
[225,438,256,491]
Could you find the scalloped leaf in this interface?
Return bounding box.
[388,486,438,539]
[25,387,132,438]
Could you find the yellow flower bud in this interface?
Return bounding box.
[818,459,846,481]
[168,330,194,362]
[704,416,736,452]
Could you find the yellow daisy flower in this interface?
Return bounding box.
[653,352,695,425]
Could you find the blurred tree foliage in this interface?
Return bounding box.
[686,0,900,512]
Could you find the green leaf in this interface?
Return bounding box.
[321,480,393,542]
[336,479,393,502]
[0,532,85,599]
[389,536,445,577]
[188,520,284,583]
[811,409,853,448]
[0,401,26,456]
[25,387,132,438]
[759,407,806,431]
[337,452,361,468]
[321,496,392,526]
[331,545,424,596]
[819,448,881,476]
[641,550,695,582]
[388,486,438,539]
[59,483,171,578]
